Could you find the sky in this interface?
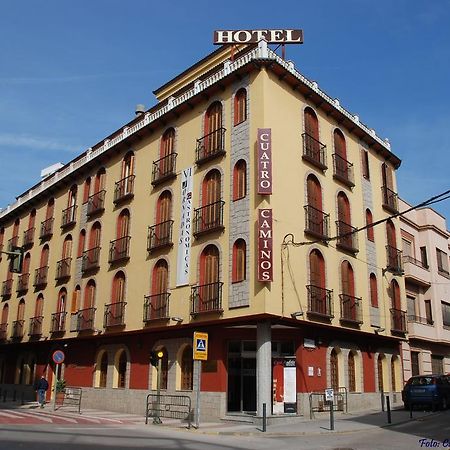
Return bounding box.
[0,0,449,222]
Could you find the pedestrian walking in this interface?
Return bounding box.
[35,375,49,408]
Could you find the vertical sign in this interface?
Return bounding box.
[258,209,273,282]
[177,167,193,286]
[257,128,272,195]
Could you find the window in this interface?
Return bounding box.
[348,352,356,392]
[420,246,428,268]
[35,294,44,317]
[112,271,126,303]
[306,175,326,237]
[89,222,101,249]
[71,285,81,313]
[234,88,247,125]
[46,198,55,220]
[424,300,433,325]
[232,239,246,283]
[366,209,374,242]
[94,168,106,193]
[57,289,67,314]
[431,355,444,375]
[406,295,416,318]
[17,299,25,321]
[370,273,378,308]
[160,128,175,159]
[233,160,247,200]
[402,238,412,258]
[306,174,322,210]
[62,235,73,259]
[83,177,91,203]
[334,129,347,159]
[117,210,130,237]
[181,346,193,390]
[436,248,449,276]
[390,279,401,310]
[152,260,168,296]
[361,149,370,180]
[84,280,96,309]
[382,162,394,190]
[337,192,351,224]
[40,245,49,269]
[1,304,9,327]
[204,102,223,153]
[304,107,319,141]
[386,220,397,248]
[309,249,325,289]
[77,229,86,257]
[441,302,450,327]
[341,260,355,297]
[411,352,420,376]
[200,245,220,287]
[203,170,221,206]
[156,191,172,224]
[330,349,339,390]
[121,152,135,180]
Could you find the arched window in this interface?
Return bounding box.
[87,223,101,268]
[67,185,77,208]
[83,177,91,203]
[306,174,322,210]
[200,170,222,233]
[333,129,349,180]
[99,352,108,388]
[57,289,67,314]
[121,152,135,180]
[232,239,246,283]
[330,349,339,390]
[35,294,44,317]
[84,280,96,309]
[81,280,95,331]
[22,252,31,276]
[370,274,378,308]
[39,245,49,269]
[55,289,67,331]
[233,160,247,200]
[348,352,356,392]
[116,152,135,200]
[62,235,73,259]
[147,260,169,321]
[112,271,126,303]
[341,261,355,297]
[156,191,172,225]
[337,192,351,224]
[89,222,101,248]
[1,304,9,332]
[386,220,400,272]
[17,299,25,321]
[333,129,347,160]
[341,260,356,321]
[160,128,175,159]
[109,272,126,327]
[94,168,106,194]
[46,198,55,220]
[308,249,327,315]
[152,260,168,295]
[204,102,223,154]
[390,279,401,310]
[28,209,36,229]
[198,245,220,312]
[77,229,86,257]
[386,219,397,248]
[181,346,193,390]
[71,285,81,313]
[117,350,127,389]
[113,210,130,261]
[303,107,321,163]
[304,107,319,141]
[234,89,247,125]
[366,209,374,241]
[309,249,325,288]
[337,192,353,249]
[203,170,221,206]
[158,128,176,178]
[12,218,20,242]
[306,174,325,237]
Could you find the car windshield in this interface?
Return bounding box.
[408,376,434,386]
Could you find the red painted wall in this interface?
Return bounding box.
[362,351,376,392]
[297,345,327,392]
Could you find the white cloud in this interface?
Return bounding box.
[0,133,80,153]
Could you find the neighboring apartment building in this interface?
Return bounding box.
[0,40,407,419]
[399,198,450,380]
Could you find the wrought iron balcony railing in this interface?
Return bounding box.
[12,320,24,339]
[407,314,433,326]
[195,128,226,165]
[301,133,327,170]
[144,293,170,322]
[113,175,135,204]
[81,247,101,273]
[34,266,48,288]
[381,186,399,213]
[50,311,67,333]
[386,245,403,274]
[29,316,43,337]
[332,153,355,187]
[1,279,13,298]
[109,236,131,263]
[390,308,407,333]
[147,220,174,251]
[0,322,7,341]
[306,284,333,318]
[339,294,363,324]
[23,227,35,247]
[55,257,72,280]
[402,255,429,270]
[7,236,19,252]
[336,220,358,253]
[72,307,96,332]
[193,201,225,237]
[17,273,29,293]
[40,217,54,239]
[61,205,77,228]
[104,301,127,328]
[151,153,177,185]
[191,282,224,316]
[87,190,106,216]
[304,205,330,240]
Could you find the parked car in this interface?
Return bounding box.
[402,374,450,410]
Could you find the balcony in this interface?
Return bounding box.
[12,320,24,339]
[55,257,72,281]
[306,284,333,319]
[191,282,224,316]
[382,186,399,213]
[195,128,226,165]
[29,316,43,337]
[1,279,13,298]
[143,293,170,322]
[339,294,363,325]
[386,245,403,274]
[81,247,101,273]
[61,205,77,228]
[332,154,355,187]
[109,236,131,264]
[7,236,19,251]
[193,201,225,237]
[50,311,67,333]
[402,255,431,288]
[113,175,135,204]
[87,190,106,217]
[104,302,126,328]
[17,273,29,293]
[34,266,48,288]
[304,205,330,240]
[336,221,358,254]
[71,307,96,332]
[301,133,327,170]
[0,322,7,341]
[147,220,174,252]
[390,308,407,334]
[40,218,54,239]
[407,315,433,326]
[151,153,177,186]
[23,227,35,247]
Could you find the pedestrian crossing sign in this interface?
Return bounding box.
[193,332,208,360]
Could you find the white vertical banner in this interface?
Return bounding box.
[177,167,194,286]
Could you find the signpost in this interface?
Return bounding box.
[52,350,65,411]
[193,332,208,428]
[325,388,334,430]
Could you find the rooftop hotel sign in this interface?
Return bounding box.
[214,29,303,45]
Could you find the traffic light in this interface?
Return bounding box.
[150,350,164,367]
[8,246,24,274]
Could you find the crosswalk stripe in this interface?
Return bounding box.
[0,411,25,418]
[11,411,53,423]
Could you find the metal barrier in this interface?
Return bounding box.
[55,387,82,413]
[145,393,192,427]
[309,387,348,419]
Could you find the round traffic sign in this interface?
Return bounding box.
[52,350,65,365]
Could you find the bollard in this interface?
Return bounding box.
[409,402,413,419]
[262,403,267,432]
[386,395,392,424]
[330,400,335,431]
[381,391,385,412]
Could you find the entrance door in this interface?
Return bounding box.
[242,358,256,412]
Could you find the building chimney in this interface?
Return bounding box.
[135,104,146,116]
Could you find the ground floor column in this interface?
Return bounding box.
[256,320,271,417]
